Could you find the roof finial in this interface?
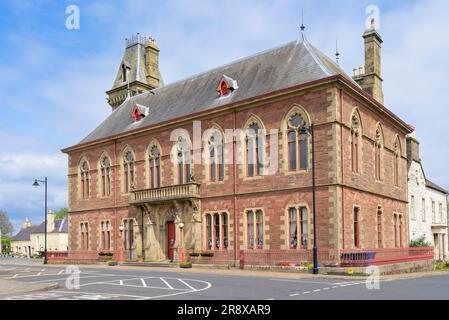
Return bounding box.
[335,40,340,65]
[300,9,305,32]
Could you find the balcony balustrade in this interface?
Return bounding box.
[131,183,201,204]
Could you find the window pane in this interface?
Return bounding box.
[247,211,254,249]
[256,210,263,249]
[300,138,308,170]
[288,131,297,171]
[214,214,220,249]
[210,146,216,181]
[300,207,308,247]
[289,208,298,249]
[247,139,254,177]
[222,213,228,249]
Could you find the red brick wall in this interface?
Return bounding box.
[65,83,410,262]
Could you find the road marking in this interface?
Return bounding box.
[58,270,64,275]
[12,274,19,278]
[37,272,42,276]
[313,289,321,292]
[140,279,147,287]
[303,291,311,294]
[265,298,275,301]
[270,279,340,285]
[322,288,330,291]
[178,279,196,291]
[289,293,300,297]
[119,280,123,286]
[160,278,174,290]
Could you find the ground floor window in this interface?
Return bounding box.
[354,207,360,248]
[246,210,264,250]
[394,213,403,248]
[205,212,229,250]
[101,221,111,251]
[289,207,308,249]
[80,222,89,250]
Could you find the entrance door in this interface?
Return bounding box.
[167,222,176,261]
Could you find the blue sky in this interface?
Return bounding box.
[1,0,448,233]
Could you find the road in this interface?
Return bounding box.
[0,258,448,300]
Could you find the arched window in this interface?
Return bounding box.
[208,130,224,182]
[80,222,89,250]
[245,122,264,177]
[100,156,111,197]
[176,137,191,185]
[80,161,90,199]
[394,138,401,187]
[287,113,308,171]
[351,112,362,174]
[149,145,161,189]
[123,151,135,193]
[374,125,384,181]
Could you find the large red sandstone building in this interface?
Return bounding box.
[62,26,416,266]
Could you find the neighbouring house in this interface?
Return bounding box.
[62,23,433,270]
[11,211,69,257]
[407,133,448,261]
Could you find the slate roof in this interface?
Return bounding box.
[11,226,37,242]
[426,179,448,195]
[79,36,358,145]
[110,42,148,91]
[32,218,68,234]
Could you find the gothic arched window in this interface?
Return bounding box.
[287,113,308,171]
[245,122,264,177]
[208,130,224,182]
[80,161,90,199]
[149,145,161,189]
[351,112,362,174]
[394,137,401,187]
[176,137,191,185]
[374,125,384,181]
[100,156,111,197]
[123,151,135,193]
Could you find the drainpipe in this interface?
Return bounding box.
[339,88,345,250]
[233,110,238,265]
[113,139,119,256]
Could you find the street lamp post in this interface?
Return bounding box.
[33,177,48,265]
[300,124,319,275]
[178,222,185,263]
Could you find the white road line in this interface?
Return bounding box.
[49,291,148,300]
[119,280,124,286]
[37,272,42,276]
[139,280,212,300]
[96,282,189,291]
[303,291,311,294]
[313,289,321,292]
[322,288,330,291]
[160,278,174,290]
[58,270,64,275]
[177,279,196,291]
[289,293,300,297]
[270,279,340,285]
[265,298,275,301]
[140,279,147,287]
[13,274,19,278]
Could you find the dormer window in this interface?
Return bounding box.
[131,104,149,122]
[217,75,238,98]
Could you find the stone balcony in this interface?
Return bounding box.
[131,183,201,204]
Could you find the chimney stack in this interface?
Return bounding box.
[353,20,384,104]
[145,37,162,89]
[406,133,421,163]
[47,209,55,232]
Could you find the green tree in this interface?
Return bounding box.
[1,236,11,254]
[0,209,13,236]
[54,208,69,220]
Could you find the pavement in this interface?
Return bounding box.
[1,258,448,300]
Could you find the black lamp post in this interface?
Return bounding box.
[300,124,318,275]
[33,177,48,265]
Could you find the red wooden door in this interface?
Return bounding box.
[167,222,176,261]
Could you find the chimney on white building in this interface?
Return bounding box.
[47,209,55,232]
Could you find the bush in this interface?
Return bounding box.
[179,261,192,268]
[410,236,432,248]
[107,260,118,266]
